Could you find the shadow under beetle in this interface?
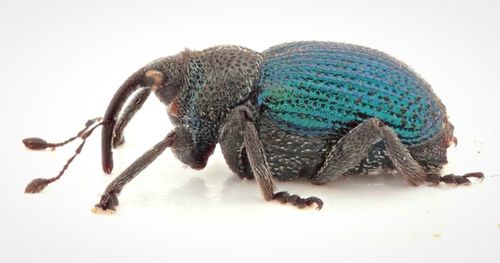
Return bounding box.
[23,41,484,212]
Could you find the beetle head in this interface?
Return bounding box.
[102,47,261,173]
[100,50,196,173]
[146,51,193,106]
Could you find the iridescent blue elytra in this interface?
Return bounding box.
[257,42,445,145]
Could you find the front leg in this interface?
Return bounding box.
[112,88,151,148]
[239,108,323,210]
[92,131,176,212]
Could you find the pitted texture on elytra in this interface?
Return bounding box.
[257,42,446,145]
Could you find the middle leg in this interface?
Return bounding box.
[234,107,323,209]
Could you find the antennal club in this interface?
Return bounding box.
[23,118,101,150]
[23,117,104,193]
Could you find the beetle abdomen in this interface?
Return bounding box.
[257,42,446,145]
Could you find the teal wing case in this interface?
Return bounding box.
[256,42,446,145]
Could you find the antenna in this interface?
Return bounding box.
[23,117,103,193]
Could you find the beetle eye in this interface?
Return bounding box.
[161,80,181,104]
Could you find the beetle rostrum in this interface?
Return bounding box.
[23,41,484,212]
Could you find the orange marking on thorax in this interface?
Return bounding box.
[168,98,181,118]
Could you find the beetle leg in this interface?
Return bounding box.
[92,131,176,212]
[112,88,151,148]
[239,108,323,210]
[312,118,427,186]
[272,192,323,209]
[427,172,484,185]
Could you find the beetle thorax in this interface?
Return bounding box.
[150,46,263,168]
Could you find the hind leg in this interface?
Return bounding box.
[425,165,484,185]
[312,118,484,186]
[343,141,394,176]
[312,118,427,185]
[441,172,484,184]
[411,135,485,185]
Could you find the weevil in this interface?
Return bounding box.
[23,41,484,211]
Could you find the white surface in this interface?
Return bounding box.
[1,0,500,262]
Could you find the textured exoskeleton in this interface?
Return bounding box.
[24,41,484,211]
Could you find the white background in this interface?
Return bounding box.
[1,0,499,262]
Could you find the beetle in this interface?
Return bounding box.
[23,41,484,211]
